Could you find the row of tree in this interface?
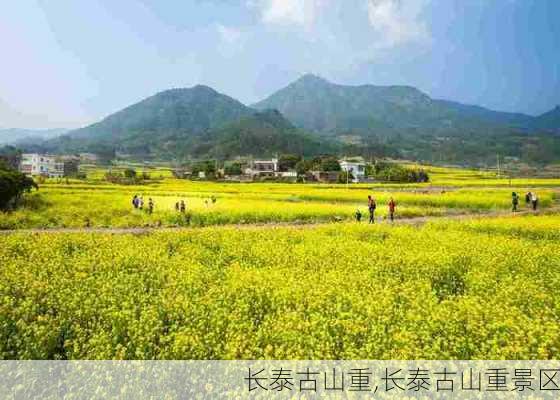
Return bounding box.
[178,154,429,183]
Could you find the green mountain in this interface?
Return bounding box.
[29,77,560,166]
[253,74,560,165]
[193,109,340,159]
[41,85,337,160]
[70,85,253,141]
[252,74,542,136]
[43,85,256,157]
[533,105,560,132]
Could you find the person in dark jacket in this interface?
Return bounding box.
[355,209,362,222]
[525,192,531,207]
[511,192,519,212]
[368,195,376,224]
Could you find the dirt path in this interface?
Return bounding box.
[1,205,558,235]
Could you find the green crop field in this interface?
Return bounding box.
[1,164,559,360]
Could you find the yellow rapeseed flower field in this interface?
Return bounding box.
[1,214,559,360]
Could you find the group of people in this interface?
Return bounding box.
[175,200,187,213]
[131,196,218,215]
[512,191,539,212]
[130,190,537,222]
[132,195,154,214]
[355,196,397,223]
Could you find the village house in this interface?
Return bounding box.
[339,157,367,183]
[19,153,64,178]
[245,158,279,179]
[20,153,81,178]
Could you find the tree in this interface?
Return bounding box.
[295,159,314,175]
[338,170,354,184]
[192,160,217,179]
[319,156,341,172]
[224,163,242,176]
[373,161,430,183]
[123,168,137,179]
[278,154,301,172]
[364,163,375,178]
[0,164,37,210]
[0,146,22,170]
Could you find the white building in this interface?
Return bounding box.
[339,158,366,183]
[20,154,64,178]
[245,158,279,178]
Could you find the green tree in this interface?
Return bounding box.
[224,163,242,176]
[278,154,301,172]
[123,168,137,179]
[0,146,22,170]
[192,160,217,179]
[319,156,341,172]
[338,170,354,183]
[295,159,314,175]
[0,164,38,210]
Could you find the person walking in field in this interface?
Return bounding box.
[525,192,531,207]
[388,197,396,222]
[511,192,519,212]
[132,195,139,209]
[368,195,376,224]
[180,200,186,213]
[175,201,180,212]
[531,192,539,211]
[148,198,154,214]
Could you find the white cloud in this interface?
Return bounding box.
[249,0,326,29]
[366,0,431,47]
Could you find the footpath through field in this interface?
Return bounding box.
[2,201,559,235]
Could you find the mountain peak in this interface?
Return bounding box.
[295,73,330,85]
[191,84,218,93]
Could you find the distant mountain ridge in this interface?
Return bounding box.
[253,74,559,136]
[0,128,68,146]
[42,86,337,159]
[23,74,560,165]
[533,105,560,131]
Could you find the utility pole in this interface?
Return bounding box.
[344,155,349,189]
[496,154,501,178]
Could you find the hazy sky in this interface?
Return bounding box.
[1,0,559,128]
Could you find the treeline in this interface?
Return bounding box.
[177,154,429,183]
[104,168,153,185]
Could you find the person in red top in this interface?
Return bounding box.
[388,197,396,222]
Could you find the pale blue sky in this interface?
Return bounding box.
[1,0,559,128]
